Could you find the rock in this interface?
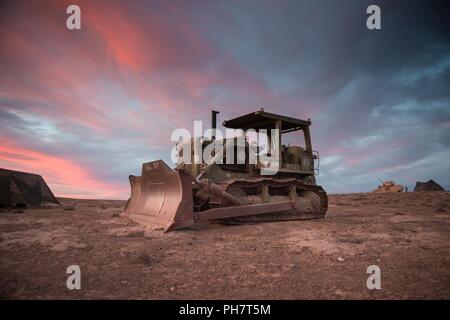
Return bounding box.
[414,180,445,192]
[337,257,345,262]
[39,202,61,209]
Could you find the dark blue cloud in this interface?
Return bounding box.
[0,0,449,196]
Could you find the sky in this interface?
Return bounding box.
[0,0,449,198]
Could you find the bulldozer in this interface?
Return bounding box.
[373,180,404,193]
[122,109,328,232]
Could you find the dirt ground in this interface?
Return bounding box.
[0,192,449,299]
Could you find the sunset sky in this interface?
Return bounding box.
[1,0,449,199]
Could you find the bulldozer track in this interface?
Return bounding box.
[217,179,328,225]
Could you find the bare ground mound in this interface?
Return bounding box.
[1,192,449,299]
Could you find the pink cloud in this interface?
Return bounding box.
[0,143,128,199]
[4,1,384,199]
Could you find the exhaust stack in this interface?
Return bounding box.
[211,110,219,140]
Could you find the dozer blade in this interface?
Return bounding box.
[122,160,194,232]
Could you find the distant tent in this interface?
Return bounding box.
[0,168,60,207]
[414,179,445,192]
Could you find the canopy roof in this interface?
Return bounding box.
[222,109,311,133]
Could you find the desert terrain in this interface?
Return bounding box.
[0,192,449,299]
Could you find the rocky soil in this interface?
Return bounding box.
[1,192,449,299]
